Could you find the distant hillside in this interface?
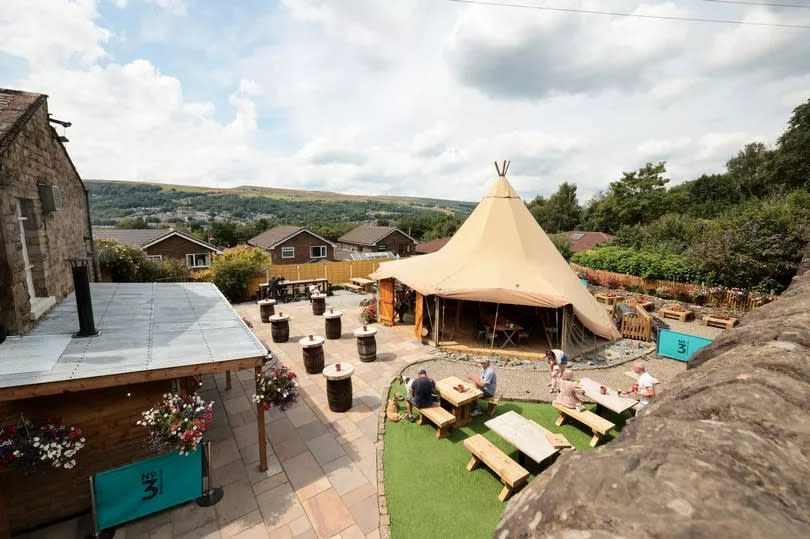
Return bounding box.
[85,179,476,226]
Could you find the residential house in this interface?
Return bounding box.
[337,224,416,257]
[0,89,92,335]
[564,231,615,253]
[414,237,450,255]
[248,225,336,264]
[93,228,222,269]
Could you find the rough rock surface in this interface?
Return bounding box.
[495,247,810,539]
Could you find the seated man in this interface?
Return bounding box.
[405,368,436,422]
[619,361,656,409]
[553,371,586,411]
[467,359,497,416]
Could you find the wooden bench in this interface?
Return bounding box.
[552,403,615,448]
[463,434,529,501]
[340,282,363,293]
[416,404,455,439]
[701,314,738,329]
[486,395,501,417]
[660,306,694,322]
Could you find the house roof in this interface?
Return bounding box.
[0,88,46,153]
[564,231,615,252]
[415,237,450,255]
[93,228,222,253]
[338,225,415,246]
[248,225,336,250]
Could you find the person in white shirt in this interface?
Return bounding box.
[467,359,497,416]
[620,362,656,408]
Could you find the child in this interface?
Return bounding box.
[550,362,561,394]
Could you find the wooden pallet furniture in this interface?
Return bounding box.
[486,395,501,417]
[595,293,624,306]
[553,403,616,448]
[627,297,655,311]
[463,434,530,501]
[340,282,363,293]
[618,304,653,341]
[701,315,738,329]
[416,404,456,439]
[660,305,695,322]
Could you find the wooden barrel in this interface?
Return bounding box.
[303,345,325,374]
[325,316,342,340]
[259,301,275,322]
[326,378,352,412]
[311,296,326,316]
[356,335,376,362]
[270,319,289,343]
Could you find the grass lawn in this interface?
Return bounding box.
[383,382,628,539]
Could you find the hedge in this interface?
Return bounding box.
[570,246,715,285]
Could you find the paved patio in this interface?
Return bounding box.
[116,292,425,538]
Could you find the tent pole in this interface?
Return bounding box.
[435,296,441,347]
[491,303,500,350]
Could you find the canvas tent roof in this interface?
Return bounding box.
[370,171,620,341]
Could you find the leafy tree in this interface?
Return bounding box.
[771,98,810,192]
[549,233,573,260]
[210,246,269,301]
[543,182,582,233]
[726,142,775,198]
[116,217,150,229]
[587,162,670,233]
[683,173,742,218]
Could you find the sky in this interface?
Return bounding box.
[1,0,809,203]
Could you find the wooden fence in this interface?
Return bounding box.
[247,258,394,297]
[619,304,653,341]
[570,263,777,312]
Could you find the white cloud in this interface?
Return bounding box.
[651,76,702,102]
[113,0,187,15]
[238,78,263,97]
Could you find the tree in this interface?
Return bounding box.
[548,233,573,260]
[772,98,810,192]
[116,217,150,229]
[543,182,582,233]
[584,162,669,233]
[726,142,775,198]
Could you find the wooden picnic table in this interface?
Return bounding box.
[350,277,374,292]
[436,376,483,428]
[579,377,638,415]
[260,278,328,301]
[481,314,524,348]
[485,411,564,466]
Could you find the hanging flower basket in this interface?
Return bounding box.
[253,365,299,412]
[0,417,85,472]
[137,393,214,456]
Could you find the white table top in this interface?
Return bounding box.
[323,362,354,380]
[299,335,325,348]
[310,293,326,299]
[268,313,290,322]
[579,377,638,414]
[354,327,377,337]
[323,310,343,319]
[257,299,277,305]
[485,411,559,464]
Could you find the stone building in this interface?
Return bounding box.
[337,224,416,257]
[248,225,336,265]
[0,89,92,336]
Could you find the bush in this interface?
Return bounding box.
[571,246,714,284]
[157,258,191,282]
[690,290,708,305]
[655,286,673,299]
[210,245,269,302]
[549,233,573,260]
[604,277,621,289]
[676,289,692,303]
[96,239,192,283]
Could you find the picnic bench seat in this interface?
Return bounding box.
[417,404,455,438]
[341,282,363,293]
[552,403,615,448]
[463,434,529,501]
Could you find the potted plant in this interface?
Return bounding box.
[690,290,708,306]
[655,286,673,300]
[730,288,749,302]
[0,416,86,472]
[361,304,377,324]
[709,286,726,301]
[137,393,214,455]
[253,365,299,411]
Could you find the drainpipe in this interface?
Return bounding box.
[83,187,99,282]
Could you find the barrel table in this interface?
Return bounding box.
[269,312,290,343]
[299,335,325,374]
[258,299,276,322]
[323,363,354,413]
[311,293,326,316]
[323,309,343,339]
[354,326,377,362]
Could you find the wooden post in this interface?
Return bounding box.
[434,296,441,347]
[491,303,500,350]
[255,366,268,472]
[225,371,232,391]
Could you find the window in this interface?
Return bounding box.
[281,247,295,259]
[377,244,387,251]
[310,245,327,258]
[147,255,163,262]
[186,253,211,268]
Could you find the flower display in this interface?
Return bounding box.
[361,304,377,324]
[0,417,85,472]
[137,393,214,455]
[253,366,299,412]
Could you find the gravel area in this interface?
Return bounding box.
[399,352,686,402]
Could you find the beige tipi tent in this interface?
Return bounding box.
[370,162,621,345]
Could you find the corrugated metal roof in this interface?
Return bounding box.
[0,283,267,391]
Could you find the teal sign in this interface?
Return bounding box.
[93,448,203,530]
[580,278,588,287]
[658,329,712,362]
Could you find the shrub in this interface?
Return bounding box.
[96,239,158,282]
[690,290,708,305]
[676,289,692,303]
[210,245,269,302]
[571,246,713,284]
[604,277,621,289]
[156,257,191,282]
[646,287,657,296]
[655,286,673,299]
[549,233,573,260]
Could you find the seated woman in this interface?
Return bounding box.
[553,371,586,411]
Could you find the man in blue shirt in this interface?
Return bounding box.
[405,368,436,422]
[467,359,497,416]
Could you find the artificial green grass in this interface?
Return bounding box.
[383,382,628,539]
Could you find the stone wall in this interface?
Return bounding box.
[495,245,810,538]
[0,100,89,335]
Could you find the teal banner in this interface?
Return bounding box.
[657,329,712,362]
[93,448,203,530]
[580,278,588,287]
